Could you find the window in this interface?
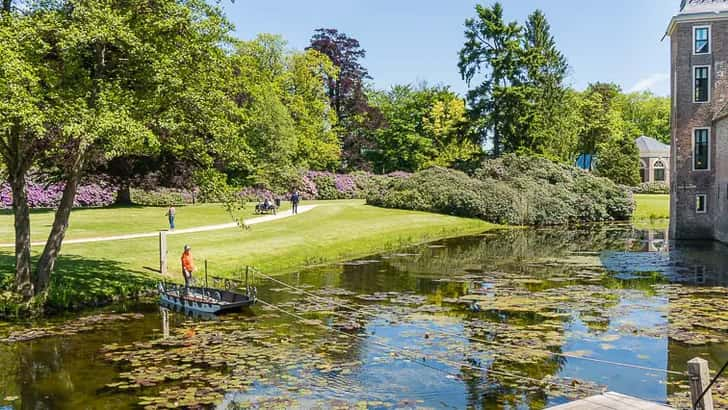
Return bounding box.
[695,66,710,103]
[696,194,707,213]
[694,128,710,170]
[639,161,647,182]
[653,160,666,182]
[695,26,711,54]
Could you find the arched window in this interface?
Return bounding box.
[639,160,647,182]
[654,160,666,182]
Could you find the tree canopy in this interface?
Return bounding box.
[0,0,672,304]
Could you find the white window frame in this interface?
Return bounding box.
[653,160,666,182]
[693,25,711,55]
[696,194,708,214]
[693,65,711,103]
[692,127,711,171]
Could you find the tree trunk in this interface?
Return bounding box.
[492,127,501,157]
[9,173,33,299]
[115,183,131,205]
[34,172,82,294]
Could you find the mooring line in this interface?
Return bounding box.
[254,271,689,378]
[256,298,605,398]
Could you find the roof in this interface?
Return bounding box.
[715,102,728,122]
[680,0,728,15]
[635,136,670,157]
[666,0,728,37]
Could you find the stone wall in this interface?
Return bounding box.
[671,19,728,240]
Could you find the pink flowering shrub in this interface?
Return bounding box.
[1,179,117,209]
[280,171,410,201]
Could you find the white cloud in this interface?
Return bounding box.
[628,73,670,94]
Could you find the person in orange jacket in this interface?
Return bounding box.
[181,244,195,293]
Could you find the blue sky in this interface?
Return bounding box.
[222,0,677,96]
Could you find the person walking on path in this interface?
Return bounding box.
[291,191,300,215]
[181,244,195,293]
[166,206,176,230]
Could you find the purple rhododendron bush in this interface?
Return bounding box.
[240,171,412,201]
[0,171,413,209]
[0,178,118,209]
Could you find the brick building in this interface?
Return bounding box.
[667,0,728,242]
[636,136,671,184]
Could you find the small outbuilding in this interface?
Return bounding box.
[635,136,670,184]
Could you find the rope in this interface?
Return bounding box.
[256,298,605,398]
[253,271,689,377]
[693,360,728,409]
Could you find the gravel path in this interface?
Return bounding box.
[0,205,316,248]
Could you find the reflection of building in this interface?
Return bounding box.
[645,228,670,253]
[667,1,728,242]
[636,136,670,184]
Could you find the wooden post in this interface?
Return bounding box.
[689,357,714,410]
[159,231,168,275]
[204,259,208,289]
[160,307,170,339]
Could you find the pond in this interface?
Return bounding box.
[1,224,728,409]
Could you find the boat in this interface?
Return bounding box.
[158,282,256,315]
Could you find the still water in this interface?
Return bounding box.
[1,224,727,409]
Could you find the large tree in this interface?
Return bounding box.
[308,28,379,170]
[369,84,479,173]
[595,135,641,186]
[577,83,625,157]
[459,4,572,160]
[619,91,670,143]
[0,0,235,299]
[519,10,571,160]
[458,3,523,157]
[227,34,341,187]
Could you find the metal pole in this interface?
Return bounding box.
[205,259,208,289]
[159,231,168,275]
[245,265,249,287]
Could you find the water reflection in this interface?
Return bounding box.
[1,224,728,409]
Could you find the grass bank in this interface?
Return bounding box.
[632,194,669,230]
[0,200,497,312]
[0,203,278,243]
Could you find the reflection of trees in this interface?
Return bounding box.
[381,226,631,280]
[0,345,20,400]
[460,310,567,408]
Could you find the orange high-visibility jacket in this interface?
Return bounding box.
[181,251,195,273]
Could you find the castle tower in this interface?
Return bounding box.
[667,0,728,242]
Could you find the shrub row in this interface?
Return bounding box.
[239,171,411,202]
[366,155,634,226]
[631,182,669,194]
[0,170,412,209]
[129,187,197,206]
[0,180,117,209]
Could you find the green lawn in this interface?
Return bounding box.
[0,203,283,243]
[632,194,670,230]
[633,194,670,220]
[0,195,668,313]
[0,200,497,311]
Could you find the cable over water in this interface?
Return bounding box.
[251,270,689,378]
[256,298,606,398]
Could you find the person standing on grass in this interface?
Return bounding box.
[181,244,195,293]
[291,190,300,215]
[166,205,176,231]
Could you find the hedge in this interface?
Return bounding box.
[366,155,634,226]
